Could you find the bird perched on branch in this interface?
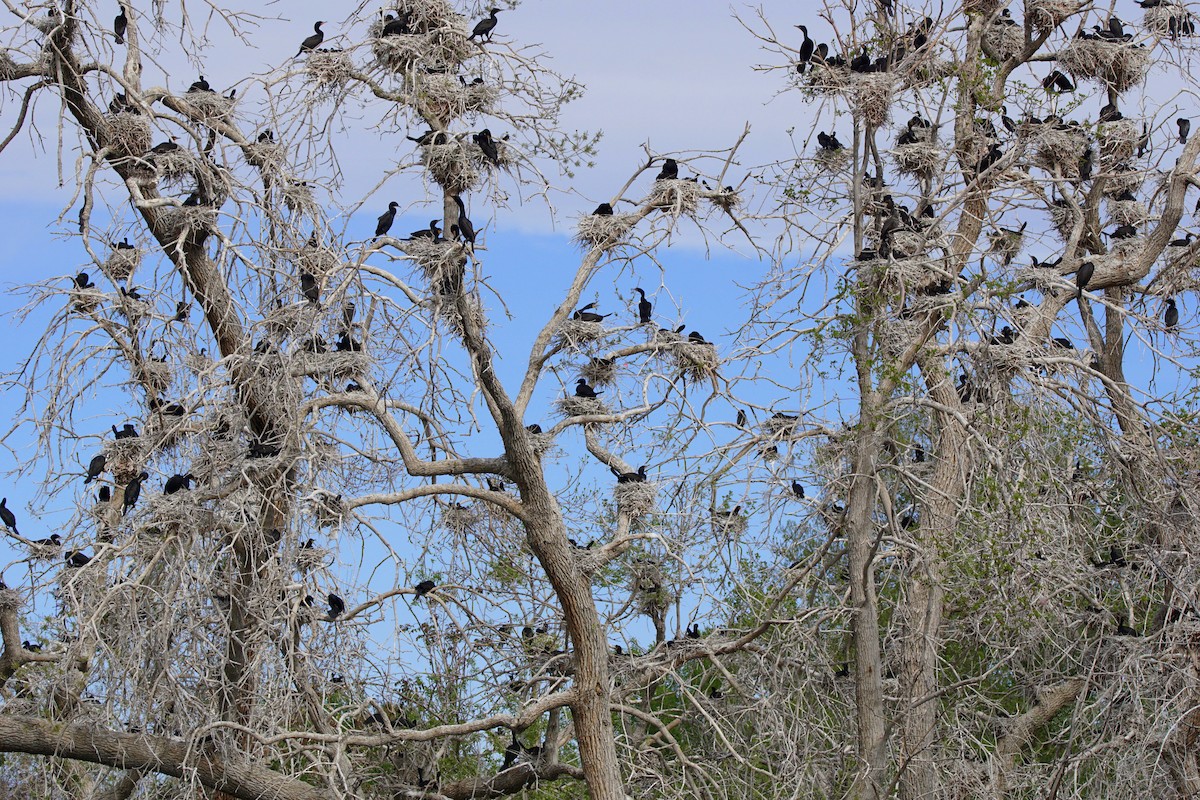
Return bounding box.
[163,473,194,494]
[84,454,106,484]
[1075,261,1095,297]
[113,5,126,43]
[113,423,138,439]
[414,579,436,598]
[72,272,95,290]
[634,287,652,323]
[187,76,211,93]
[574,379,602,398]
[474,129,500,165]
[572,303,610,322]
[375,201,398,237]
[817,131,843,151]
[381,12,411,36]
[593,202,613,216]
[791,481,805,499]
[795,24,814,72]
[296,21,325,57]
[1166,298,1179,329]
[300,271,319,305]
[468,8,499,41]
[453,195,476,246]
[1179,117,1192,144]
[611,466,648,483]
[655,158,679,180]
[408,220,441,240]
[0,499,17,534]
[122,472,149,515]
[1042,70,1075,93]
[66,550,92,567]
[327,593,345,618]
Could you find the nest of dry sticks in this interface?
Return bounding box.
[853,74,895,128]
[1032,125,1090,175]
[580,357,617,386]
[416,73,499,119]
[104,112,151,157]
[647,179,701,215]
[1099,119,1141,166]
[892,142,942,177]
[710,509,748,537]
[116,291,153,322]
[815,147,851,171]
[554,319,606,349]
[104,437,144,484]
[982,22,1025,61]
[71,287,104,315]
[671,341,719,380]
[706,186,740,211]
[1026,0,1076,31]
[761,414,801,439]
[1048,203,1081,239]
[137,359,172,393]
[988,228,1025,264]
[615,482,657,518]
[295,351,371,381]
[1145,2,1195,35]
[1103,167,1144,198]
[160,207,219,238]
[310,491,346,529]
[1107,198,1147,226]
[422,140,483,194]
[399,237,468,289]
[442,503,480,536]
[1059,38,1151,92]
[575,213,637,249]
[556,395,608,417]
[437,289,487,337]
[184,91,234,122]
[306,50,356,88]
[150,148,199,183]
[879,255,958,294]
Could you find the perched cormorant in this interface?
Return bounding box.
[816,131,843,151]
[525,423,543,434]
[382,12,411,36]
[574,379,602,398]
[0,499,17,534]
[1042,70,1075,93]
[1171,232,1195,247]
[98,486,111,503]
[22,640,41,652]
[113,6,127,43]
[453,195,476,246]
[634,287,652,323]
[593,202,613,216]
[409,220,441,240]
[113,423,138,439]
[687,330,709,344]
[375,201,398,237]
[32,533,61,548]
[336,332,363,352]
[84,454,106,484]
[73,272,95,290]
[791,481,805,499]
[655,158,679,181]
[163,473,194,494]
[736,409,747,427]
[572,303,610,322]
[611,466,648,483]
[122,472,149,515]
[257,129,275,143]
[301,271,319,304]
[795,25,814,72]
[327,593,345,618]
[474,129,500,165]
[468,8,499,41]
[1166,298,1179,329]
[415,579,436,597]
[297,21,325,56]
[1075,261,1095,296]
[187,76,211,93]
[343,301,356,330]
[172,301,190,322]
[66,551,92,567]
[1180,118,1192,144]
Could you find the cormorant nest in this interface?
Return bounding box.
[306,50,356,88]
[420,140,492,194]
[710,508,748,537]
[1107,198,1147,226]
[875,254,959,295]
[646,178,701,216]
[150,148,199,183]
[293,350,371,381]
[137,359,172,394]
[104,112,151,158]
[1098,118,1141,167]
[1144,2,1196,36]
[853,74,895,128]
[435,289,486,338]
[183,92,234,122]
[892,142,943,178]
[987,228,1025,265]
[554,318,606,349]
[556,395,608,417]
[815,146,852,171]
[267,302,321,339]
[615,481,657,518]
[296,242,342,279]
[982,22,1025,62]
[116,290,153,323]
[580,356,617,386]
[670,340,719,381]
[529,431,555,455]
[1059,38,1151,93]
[1027,0,1076,31]
[104,436,144,485]
[281,180,317,217]
[1031,125,1090,175]
[575,213,637,249]
[160,206,219,238]
[417,73,499,120]
[1103,167,1144,198]
[245,141,287,171]
[760,414,801,439]
[442,502,480,536]
[1048,203,1081,239]
[71,286,104,314]
[310,490,347,529]
[398,236,468,289]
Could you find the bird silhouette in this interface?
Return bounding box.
[0,498,18,534]
[163,473,194,494]
[791,481,805,498]
[1075,261,1095,297]
[796,25,814,72]
[453,195,476,246]
[574,379,602,398]
[415,579,436,598]
[634,287,652,323]
[474,129,500,165]
[1166,298,1180,329]
[66,550,92,567]
[611,465,648,483]
[327,593,345,617]
[122,472,149,515]
[297,21,325,57]
[572,302,610,322]
[655,158,679,180]
[593,202,613,216]
[468,8,499,41]
[1180,118,1192,144]
[113,5,127,43]
[375,201,398,237]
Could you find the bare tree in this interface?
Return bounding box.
[0,1,768,799]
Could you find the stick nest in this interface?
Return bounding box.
[415,73,499,119]
[116,292,153,322]
[1145,3,1194,35]
[422,140,483,194]
[399,237,468,288]
[615,481,657,518]
[0,588,23,610]
[306,50,356,88]
[556,395,608,417]
[1059,38,1151,93]
[647,178,701,215]
[71,287,104,314]
[554,319,606,349]
[296,243,341,279]
[1107,198,1147,226]
[815,147,851,171]
[1026,0,1076,30]
[150,148,199,183]
[982,23,1025,61]
[670,341,719,380]
[710,509,748,537]
[294,351,371,380]
[761,414,801,439]
[137,359,172,393]
[310,491,347,529]
[580,357,617,386]
[575,213,637,249]
[184,91,234,121]
[1099,119,1141,166]
[852,74,895,128]
[1103,167,1144,197]
[267,302,320,338]
[1049,203,1081,239]
[104,437,144,484]
[988,228,1025,263]
[1031,126,1090,174]
[442,503,480,535]
[104,112,151,157]
[160,207,218,238]
[529,432,555,455]
[877,255,958,294]
[891,142,943,177]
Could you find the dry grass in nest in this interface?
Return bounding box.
[671,341,719,380]
[306,50,355,88]
[71,287,104,315]
[882,256,957,294]
[575,213,637,249]
[104,437,144,484]
[986,341,1032,372]
[1099,119,1140,165]
[396,0,459,28]
[615,482,657,518]
[184,92,234,122]
[436,289,487,337]
[0,50,16,80]
[983,23,1025,61]
[137,359,172,393]
[195,163,232,208]
[117,293,153,322]
[892,142,942,177]
[244,141,287,173]
[852,73,895,128]
[1111,235,1143,257]
[267,302,320,339]
[710,509,748,537]
[145,415,191,453]
[160,207,218,238]
[0,587,23,610]
[964,0,1002,13]
[104,113,151,157]
[554,318,605,349]
[988,229,1025,264]
[415,73,499,119]
[653,327,684,346]
[556,395,608,417]
[1059,39,1151,93]
[1032,126,1089,175]
[705,186,741,211]
[1049,204,1080,239]
[803,62,850,93]
[399,237,467,286]
[296,544,330,572]
[151,148,199,183]
[442,503,480,536]
[882,318,923,358]
[102,247,141,282]
[1145,3,1194,35]
[310,491,346,529]
[282,181,318,217]
[422,141,483,194]
[1026,0,1076,30]
[761,414,800,439]
[369,30,425,72]
[296,243,341,279]
[1107,198,1147,226]
[580,357,617,386]
[295,351,371,380]
[1103,168,1144,198]
[647,178,701,215]
[889,229,933,259]
[815,147,851,171]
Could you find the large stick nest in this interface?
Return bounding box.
[398,237,468,288]
[575,213,637,249]
[1103,167,1144,198]
[982,22,1025,61]
[442,503,481,536]
[580,356,617,386]
[136,359,173,393]
[1099,118,1141,166]
[1031,125,1090,175]
[160,207,218,238]
[414,73,499,119]
[760,414,801,439]
[436,289,487,337]
[1058,38,1151,93]
[1048,203,1081,239]
[1106,198,1148,226]
[267,302,321,338]
[293,351,371,380]
[853,74,895,128]
[891,142,943,177]
[104,436,145,484]
[556,395,608,417]
[554,319,606,349]
[815,147,852,171]
[875,254,958,294]
[646,178,701,215]
[421,140,483,194]
[71,286,104,314]
[987,228,1025,264]
[151,148,200,184]
[710,509,748,537]
[183,91,234,122]
[103,112,151,157]
[306,50,356,88]
[1144,3,1195,35]
[614,481,657,518]
[1026,0,1076,31]
[116,291,153,322]
[296,242,342,279]
[670,341,720,381]
[310,490,347,529]
[102,247,142,282]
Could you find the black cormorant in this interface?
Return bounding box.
[655,158,679,180]
[572,303,610,322]
[474,129,500,165]
[796,25,814,71]
[634,287,652,323]
[84,454,106,483]
[113,5,127,43]
[301,271,319,304]
[468,8,499,41]
[0,499,17,534]
[1075,261,1095,296]
[611,466,648,483]
[574,379,601,398]
[1180,118,1192,144]
[375,201,398,237]
[164,473,194,494]
[66,550,92,567]
[327,593,345,617]
[297,21,325,56]
[415,579,436,597]
[122,472,148,515]
[409,220,441,239]
[1166,298,1179,329]
[593,202,613,216]
[454,195,476,245]
[187,76,211,93]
